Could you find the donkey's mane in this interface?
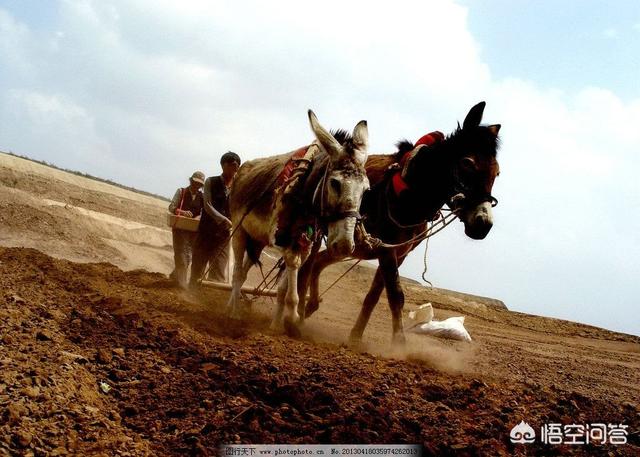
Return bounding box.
[330,129,352,145]
[393,140,414,161]
[446,125,500,157]
[330,129,363,156]
[328,129,367,175]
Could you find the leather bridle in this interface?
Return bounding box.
[313,160,363,224]
[449,164,499,211]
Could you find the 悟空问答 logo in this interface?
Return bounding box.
[510,421,536,444]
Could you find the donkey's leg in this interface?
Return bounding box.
[379,252,406,346]
[304,249,335,318]
[296,238,321,322]
[271,251,302,335]
[282,250,302,336]
[349,266,385,342]
[226,229,251,318]
[270,273,287,330]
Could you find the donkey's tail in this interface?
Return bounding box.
[245,237,262,267]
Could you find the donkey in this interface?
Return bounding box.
[298,102,500,344]
[226,110,370,332]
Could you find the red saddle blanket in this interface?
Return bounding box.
[277,145,311,189]
[392,131,444,195]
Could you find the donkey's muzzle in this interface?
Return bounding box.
[327,217,357,258]
[464,217,493,240]
[461,200,494,240]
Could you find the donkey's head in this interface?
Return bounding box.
[308,110,370,257]
[448,102,501,240]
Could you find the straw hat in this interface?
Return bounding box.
[190,171,205,185]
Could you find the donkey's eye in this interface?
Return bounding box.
[460,157,476,172]
[330,178,341,193]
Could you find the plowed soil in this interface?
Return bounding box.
[1,153,639,456]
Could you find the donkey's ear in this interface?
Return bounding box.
[352,120,368,165]
[352,120,368,147]
[308,109,341,158]
[488,124,501,136]
[463,101,486,130]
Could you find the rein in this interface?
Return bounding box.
[361,208,459,251]
[318,211,458,297]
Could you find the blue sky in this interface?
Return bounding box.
[463,0,640,98]
[0,1,638,336]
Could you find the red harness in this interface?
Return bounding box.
[392,131,444,195]
[275,145,317,250]
[277,146,310,188]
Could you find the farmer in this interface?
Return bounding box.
[190,151,241,288]
[168,171,205,287]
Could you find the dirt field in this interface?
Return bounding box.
[1,152,639,456]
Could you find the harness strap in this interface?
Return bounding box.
[171,188,187,229]
[176,188,186,214]
[321,210,361,223]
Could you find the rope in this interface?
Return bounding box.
[421,224,433,287]
[312,157,331,220]
[316,212,457,298]
[374,210,459,251]
[252,257,284,296]
[318,259,362,299]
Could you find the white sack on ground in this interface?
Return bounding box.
[407,303,472,342]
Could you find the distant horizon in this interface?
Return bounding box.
[0,148,171,201]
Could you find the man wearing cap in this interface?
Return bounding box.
[168,171,205,287]
[190,152,241,288]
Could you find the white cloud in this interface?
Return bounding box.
[1,0,495,188]
[0,8,35,81]
[2,88,115,173]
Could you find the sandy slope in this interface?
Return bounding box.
[0,152,173,272]
[1,152,638,456]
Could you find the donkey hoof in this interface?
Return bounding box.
[347,337,367,352]
[348,328,364,344]
[391,332,407,347]
[269,319,282,332]
[283,318,302,339]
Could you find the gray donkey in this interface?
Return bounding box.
[226,110,369,332]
